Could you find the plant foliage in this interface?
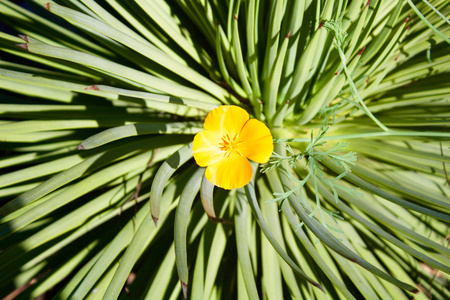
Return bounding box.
[0,0,449,299]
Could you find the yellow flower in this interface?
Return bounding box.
[193,105,273,190]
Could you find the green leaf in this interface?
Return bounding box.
[79,122,201,150]
[234,188,260,300]
[244,177,324,292]
[277,164,420,294]
[174,167,204,298]
[150,142,194,222]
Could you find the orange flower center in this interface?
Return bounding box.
[219,134,243,157]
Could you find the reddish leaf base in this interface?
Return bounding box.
[181,281,188,299]
[85,85,99,90]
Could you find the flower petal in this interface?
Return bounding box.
[193,130,223,167]
[204,105,249,137]
[205,153,252,190]
[238,119,273,163]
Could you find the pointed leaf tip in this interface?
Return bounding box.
[210,217,232,224]
[18,35,28,42]
[16,44,28,50]
[152,215,158,226]
[358,46,366,55]
[181,281,188,299]
[313,282,326,293]
[318,20,324,30]
[286,30,291,38]
[77,144,85,150]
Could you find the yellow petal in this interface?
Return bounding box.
[193,130,223,167]
[204,105,249,137]
[238,119,273,163]
[205,153,252,190]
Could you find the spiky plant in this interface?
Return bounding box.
[0,0,449,299]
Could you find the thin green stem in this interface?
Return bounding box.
[336,45,389,132]
[278,130,450,143]
[405,0,450,44]
[422,0,450,25]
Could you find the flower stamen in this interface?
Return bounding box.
[219,134,243,157]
